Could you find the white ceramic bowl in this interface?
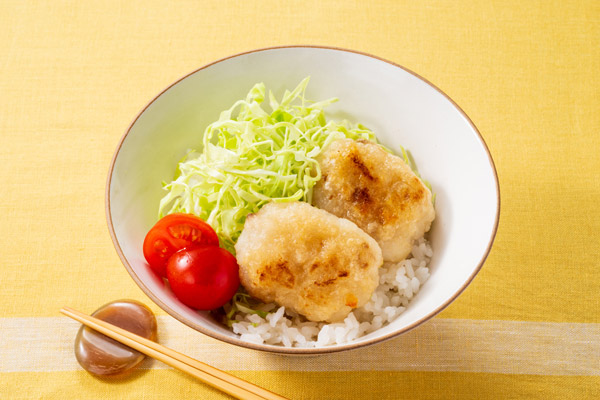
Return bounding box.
[107,46,500,354]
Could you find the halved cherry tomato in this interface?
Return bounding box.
[143,213,219,277]
[166,246,240,310]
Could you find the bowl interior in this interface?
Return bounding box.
[107,47,499,353]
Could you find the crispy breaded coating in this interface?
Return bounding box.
[235,201,382,322]
[313,139,435,262]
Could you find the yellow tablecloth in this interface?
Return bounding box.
[1,1,598,398]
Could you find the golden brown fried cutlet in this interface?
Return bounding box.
[313,139,435,262]
[235,201,382,322]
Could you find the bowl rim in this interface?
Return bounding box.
[106,44,501,355]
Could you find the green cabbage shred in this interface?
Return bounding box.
[158,77,379,253]
[222,292,270,327]
[399,145,435,204]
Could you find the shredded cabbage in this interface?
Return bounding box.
[158,77,379,253]
[221,292,270,327]
[399,145,435,204]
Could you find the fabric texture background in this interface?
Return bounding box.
[0,1,598,398]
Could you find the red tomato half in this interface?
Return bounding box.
[166,246,240,310]
[143,214,219,277]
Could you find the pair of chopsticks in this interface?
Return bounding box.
[60,307,289,400]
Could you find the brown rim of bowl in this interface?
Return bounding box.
[106,44,501,355]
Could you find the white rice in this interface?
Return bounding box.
[231,237,433,347]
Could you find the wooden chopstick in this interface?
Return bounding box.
[60,306,289,400]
